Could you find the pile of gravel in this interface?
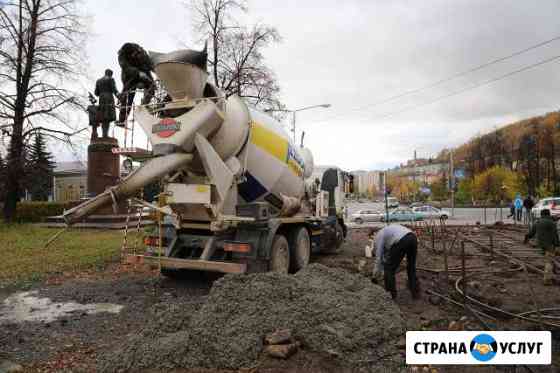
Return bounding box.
[98,264,404,372]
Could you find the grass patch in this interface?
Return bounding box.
[0,224,136,285]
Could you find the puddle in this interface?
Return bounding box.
[0,291,124,324]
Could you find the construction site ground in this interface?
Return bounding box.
[1,224,559,372]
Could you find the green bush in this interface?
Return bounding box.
[455,179,473,205]
[15,201,70,223]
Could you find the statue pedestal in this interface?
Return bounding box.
[87,137,121,215]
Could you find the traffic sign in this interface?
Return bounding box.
[514,197,523,210]
[454,169,466,179]
[420,187,431,195]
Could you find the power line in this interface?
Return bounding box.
[309,34,560,124]
[368,54,560,122]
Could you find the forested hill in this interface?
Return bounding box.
[433,110,560,166]
[432,110,560,196]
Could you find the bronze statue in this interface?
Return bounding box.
[94,69,119,137]
[117,43,155,125]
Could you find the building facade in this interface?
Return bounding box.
[52,161,87,202]
[393,161,448,185]
[351,170,384,197]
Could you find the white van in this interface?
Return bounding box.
[387,197,399,208]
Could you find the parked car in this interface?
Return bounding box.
[531,197,560,220]
[412,205,450,220]
[381,208,423,222]
[387,197,399,208]
[351,210,383,224]
[409,202,424,208]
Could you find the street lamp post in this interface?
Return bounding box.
[265,104,330,143]
[290,104,331,143]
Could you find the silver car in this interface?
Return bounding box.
[412,205,450,220]
[531,197,560,220]
[351,210,383,224]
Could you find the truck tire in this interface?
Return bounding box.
[270,234,290,273]
[322,221,344,254]
[289,227,310,273]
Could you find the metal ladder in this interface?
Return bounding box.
[120,198,145,262]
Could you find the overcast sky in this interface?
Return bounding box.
[73,0,560,171]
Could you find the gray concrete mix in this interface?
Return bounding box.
[97,264,405,372]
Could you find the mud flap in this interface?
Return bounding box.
[320,216,342,253]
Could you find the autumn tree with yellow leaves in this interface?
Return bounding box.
[472,166,523,203]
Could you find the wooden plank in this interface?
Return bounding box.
[180,222,211,229]
[273,216,307,224]
[124,254,247,274]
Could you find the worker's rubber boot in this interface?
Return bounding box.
[410,282,421,300]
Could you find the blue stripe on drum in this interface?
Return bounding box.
[238,172,268,202]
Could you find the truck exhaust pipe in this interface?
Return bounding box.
[63,153,193,225]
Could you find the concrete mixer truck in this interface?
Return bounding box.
[63,45,351,275]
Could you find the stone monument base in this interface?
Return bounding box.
[87,137,124,215]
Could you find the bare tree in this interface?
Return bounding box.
[0,0,87,221]
[187,0,284,112]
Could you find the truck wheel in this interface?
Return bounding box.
[270,234,290,273]
[322,222,344,254]
[289,227,310,273]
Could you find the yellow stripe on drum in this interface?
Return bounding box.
[287,159,303,177]
[250,122,288,163]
